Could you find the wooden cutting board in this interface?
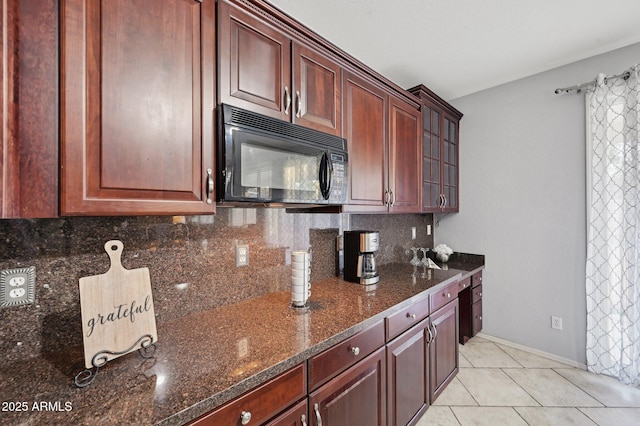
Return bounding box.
[79,240,157,369]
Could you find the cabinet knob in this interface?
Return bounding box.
[479,292,483,298]
[406,312,416,320]
[240,411,252,425]
[445,292,451,298]
[351,346,360,356]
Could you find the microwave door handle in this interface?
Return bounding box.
[319,152,332,200]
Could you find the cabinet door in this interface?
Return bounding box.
[421,103,442,212]
[218,0,291,120]
[1,0,58,218]
[61,0,215,215]
[389,95,421,213]
[442,113,459,212]
[292,42,341,136]
[342,71,387,211]
[265,399,308,426]
[429,299,459,402]
[386,321,429,426]
[309,347,386,426]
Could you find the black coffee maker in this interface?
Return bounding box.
[343,230,380,285]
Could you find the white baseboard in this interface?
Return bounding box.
[475,332,588,370]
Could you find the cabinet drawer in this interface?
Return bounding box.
[308,321,385,391]
[472,301,483,335]
[430,280,459,313]
[472,271,483,287]
[385,296,429,341]
[189,364,306,426]
[458,276,471,292]
[472,284,483,304]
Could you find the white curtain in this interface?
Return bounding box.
[586,65,640,387]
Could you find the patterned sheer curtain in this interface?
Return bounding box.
[585,65,640,387]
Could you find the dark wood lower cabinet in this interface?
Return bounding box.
[265,400,308,426]
[429,299,459,402]
[309,347,386,426]
[459,271,483,344]
[386,319,429,426]
[187,364,306,426]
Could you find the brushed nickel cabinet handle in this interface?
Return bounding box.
[432,323,438,340]
[295,90,302,117]
[301,414,307,426]
[284,86,291,115]
[240,410,252,425]
[351,346,360,356]
[406,312,416,320]
[206,168,214,204]
[314,403,323,426]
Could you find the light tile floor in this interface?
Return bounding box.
[416,336,640,426]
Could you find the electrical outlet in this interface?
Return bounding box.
[237,338,249,358]
[427,225,432,236]
[236,244,249,267]
[551,316,563,330]
[411,227,417,240]
[0,266,36,307]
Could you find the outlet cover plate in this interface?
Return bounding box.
[236,244,249,267]
[0,266,36,307]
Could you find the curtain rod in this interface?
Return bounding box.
[554,71,631,94]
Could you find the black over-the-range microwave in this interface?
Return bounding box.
[217,104,348,206]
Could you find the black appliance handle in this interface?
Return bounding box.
[319,152,333,200]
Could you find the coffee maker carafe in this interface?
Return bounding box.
[344,231,380,285]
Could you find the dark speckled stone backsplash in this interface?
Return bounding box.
[0,210,432,364]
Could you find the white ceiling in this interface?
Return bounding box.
[268,0,640,100]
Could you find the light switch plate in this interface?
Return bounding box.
[0,266,36,307]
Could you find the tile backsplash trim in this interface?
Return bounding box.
[0,210,433,364]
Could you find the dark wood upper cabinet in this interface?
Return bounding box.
[342,71,388,211]
[408,84,462,213]
[1,0,58,218]
[388,95,421,213]
[218,0,342,136]
[292,42,341,135]
[61,0,216,215]
[343,71,421,213]
[218,0,290,119]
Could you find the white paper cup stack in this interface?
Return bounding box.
[291,251,311,307]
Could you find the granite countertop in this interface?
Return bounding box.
[1,259,483,426]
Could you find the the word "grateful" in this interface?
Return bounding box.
[86,295,152,337]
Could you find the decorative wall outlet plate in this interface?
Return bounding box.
[0,266,36,307]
